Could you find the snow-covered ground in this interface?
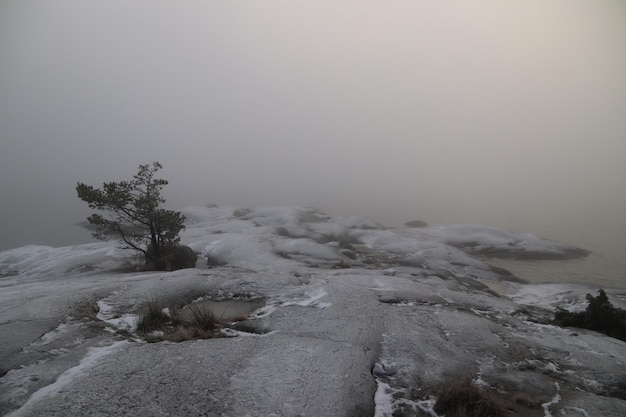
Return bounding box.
[1,205,624,416]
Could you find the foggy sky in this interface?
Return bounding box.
[1,0,625,251]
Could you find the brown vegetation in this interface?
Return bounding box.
[136,297,221,342]
[434,376,517,417]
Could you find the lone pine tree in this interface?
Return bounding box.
[76,162,185,270]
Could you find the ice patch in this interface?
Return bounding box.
[541,382,561,417]
[509,284,592,310]
[96,300,114,318]
[581,377,603,391]
[273,238,343,261]
[250,288,332,318]
[563,406,590,417]
[373,380,395,417]
[23,323,71,350]
[279,288,332,309]
[415,399,440,417]
[372,368,428,417]
[250,304,277,318]
[96,300,138,332]
[470,308,492,317]
[6,341,127,417]
[221,328,276,338]
[543,361,560,374]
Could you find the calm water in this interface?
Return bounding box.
[402,202,626,291]
[484,222,626,291]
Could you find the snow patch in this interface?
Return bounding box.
[563,406,590,417]
[541,382,561,417]
[415,399,440,417]
[510,284,592,310]
[373,380,395,417]
[96,300,138,332]
[6,341,127,417]
[279,288,332,309]
[273,238,344,261]
[22,323,71,350]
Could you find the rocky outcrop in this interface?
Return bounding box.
[404,220,428,228]
[146,244,198,271]
[168,245,198,270]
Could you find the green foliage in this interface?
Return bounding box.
[554,289,626,341]
[76,162,185,270]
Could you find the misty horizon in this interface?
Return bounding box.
[1,1,625,259]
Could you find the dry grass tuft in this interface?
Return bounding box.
[134,297,225,342]
[185,303,219,331]
[434,376,517,417]
[136,298,170,333]
[71,297,101,321]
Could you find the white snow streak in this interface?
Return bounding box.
[541,381,561,417]
[6,341,127,417]
[373,380,395,417]
[280,288,332,309]
[97,300,138,332]
[415,399,440,417]
[563,406,590,417]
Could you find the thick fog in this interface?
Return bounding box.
[1,0,625,252]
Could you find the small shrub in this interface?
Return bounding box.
[554,289,626,341]
[434,376,514,417]
[134,295,260,342]
[136,299,170,333]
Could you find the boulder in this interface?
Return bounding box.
[146,244,198,271]
[206,254,227,268]
[168,245,198,270]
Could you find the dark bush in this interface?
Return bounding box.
[554,289,626,341]
[434,376,514,417]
